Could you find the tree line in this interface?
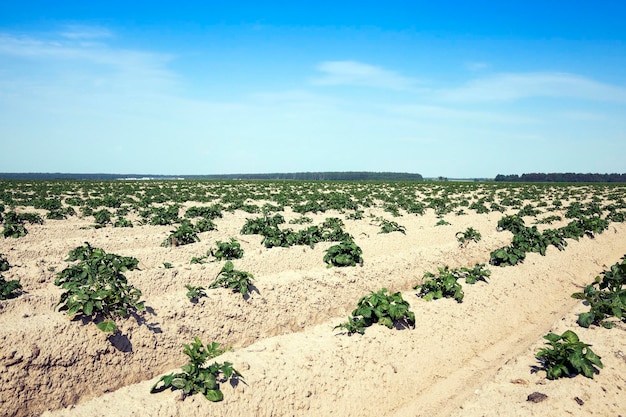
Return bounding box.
[0,172,423,181]
[495,173,626,183]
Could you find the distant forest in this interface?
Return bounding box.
[495,173,626,183]
[0,172,424,181]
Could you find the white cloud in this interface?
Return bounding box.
[60,25,114,40]
[438,72,626,103]
[0,31,178,93]
[312,60,417,90]
[464,61,489,71]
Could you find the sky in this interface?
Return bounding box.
[1,1,625,178]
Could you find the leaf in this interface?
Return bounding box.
[83,300,94,316]
[168,377,186,390]
[577,312,595,328]
[205,389,224,402]
[96,320,117,333]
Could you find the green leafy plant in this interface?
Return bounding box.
[459,263,491,284]
[334,288,415,335]
[435,219,450,226]
[209,261,254,296]
[92,208,112,228]
[210,238,244,261]
[0,253,9,272]
[414,266,464,302]
[0,275,22,300]
[535,330,603,379]
[185,284,207,302]
[195,218,217,232]
[113,217,133,228]
[162,220,200,247]
[2,212,28,238]
[54,242,145,333]
[289,216,313,224]
[163,262,173,269]
[456,227,482,247]
[374,217,406,234]
[323,240,363,267]
[572,256,626,328]
[151,337,243,402]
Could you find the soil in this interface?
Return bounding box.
[1,201,625,417]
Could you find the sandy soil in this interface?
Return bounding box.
[1,198,625,417]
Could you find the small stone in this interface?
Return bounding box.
[511,378,529,385]
[527,392,548,403]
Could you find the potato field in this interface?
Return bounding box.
[1,180,625,417]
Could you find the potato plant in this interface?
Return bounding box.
[414,266,464,302]
[323,239,363,267]
[209,261,254,297]
[54,243,145,333]
[151,337,243,402]
[572,256,626,328]
[210,238,244,261]
[0,254,21,300]
[2,212,28,238]
[0,275,22,300]
[455,227,481,247]
[536,330,603,379]
[335,288,415,335]
[162,220,200,247]
[185,284,207,303]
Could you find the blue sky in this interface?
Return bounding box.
[1,1,625,178]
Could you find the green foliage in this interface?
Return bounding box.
[323,240,363,267]
[210,238,244,261]
[497,214,526,234]
[17,212,44,225]
[54,242,145,333]
[536,330,603,380]
[113,217,133,228]
[435,219,450,226]
[151,337,243,402]
[345,210,364,220]
[334,288,415,335]
[162,220,200,247]
[0,252,9,272]
[535,215,562,225]
[0,256,22,300]
[185,204,223,220]
[163,262,173,269]
[518,204,542,217]
[414,266,464,302]
[195,218,217,232]
[373,217,406,234]
[289,216,313,224]
[456,227,482,247]
[240,214,285,235]
[209,261,254,297]
[460,263,491,284]
[148,205,181,226]
[572,256,626,328]
[2,212,28,238]
[93,208,112,228]
[185,284,207,302]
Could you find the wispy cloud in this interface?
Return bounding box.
[438,72,626,103]
[312,60,417,90]
[0,30,177,93]
[464,61,489,71]
[60,25,114,40]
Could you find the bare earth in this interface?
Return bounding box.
[1,205,625,417]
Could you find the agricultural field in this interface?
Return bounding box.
[1,180,625,417]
